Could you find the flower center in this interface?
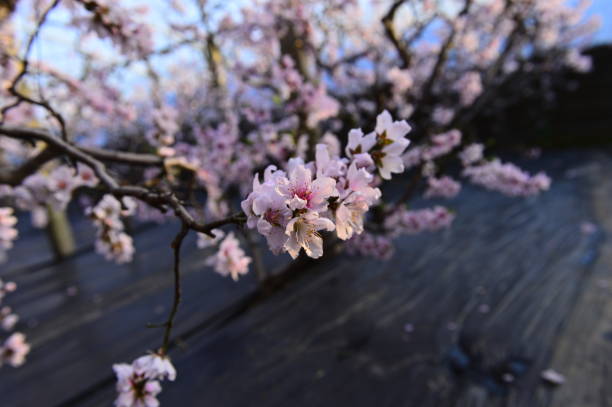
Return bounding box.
[264,209,281,226]
[293,187,312,203]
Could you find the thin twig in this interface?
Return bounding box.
[0,0,68,140]
[161,222,189,354]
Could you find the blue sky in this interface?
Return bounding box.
[14,0,612,83]
[590,0,612,42]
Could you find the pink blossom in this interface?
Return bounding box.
[333,163,380,240]
[340,162,381,204]
[463,159,551,196]
[88,195,136,264]
[277,163,336,212]
[385,206,455,236]
[345,232,394,260]
[305,84,340,127]
[387,67,413,93]
[432,107,454,126]
[0,208,18,263]
[371,110,412,179]
[76,163,99,188]
[315,144,347,179]
[459,143,484,166]
[13,174,55,227]
[320,132,342,157]
[114,364,162,407]
[422,130,462,161]
[424,176,461,199]
[74,0,154,57]
[0,306,18,331]
[197,229,225,249]
[0,332,30,367]
[207,233,251,281]
[48,166,78,207]
[345,128,376,158]
[13,164,99,229]
[241,167,292,254]
[334,197,368,241]
[133,353,177,382]
[344,110,411,181]
[95,230,135,264]
[402,147,422,169]
[565,49,592,73]
[147,106,179,151]
[454,71,483,106]
[113,352,175,407]
[0,280,17,300]
[285,211,335,259]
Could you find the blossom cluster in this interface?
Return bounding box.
[241,111,409,260]
[0,279,30,368]
[87,195,136,264]
[198,230,252,281]
[403,133,549,201]
[113,353,176,407]
[345,205,455,260]
[0,279,18,332]
[0,0,589,404]
[12,164,98,228]
[424,176,461,199]
[458,142,551,197]
[463,159,551,197]
[454,71,483,107]
[344,232,395,261]
[385,206,456,236]
[0,207,18,263]
[0,0,577,271]
[71,0,153,57]
[147,106,179,157]
[403,129,463,169]
[0,333,30,368]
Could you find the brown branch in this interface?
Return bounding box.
[404,15,435,48]
[0,146,57,186]
[317,49,371,72]
[382,0,412,68]
[79,146,164,166]
[0,0,68,140]
[0,125,162,166]
[419,29,455,105]
[160,222,189,354]
[413,0,473,124]
[0,125,245,236]
[0,125,120,187]
[452,15,525,129]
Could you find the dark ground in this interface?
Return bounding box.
[1,149,612,407]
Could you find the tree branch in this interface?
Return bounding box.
[0,0,68,140]
[0,125,246,236]
[160,222,189,354]
[79,146,164,166]
[382,0,412,68]
[0,146,57,186]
